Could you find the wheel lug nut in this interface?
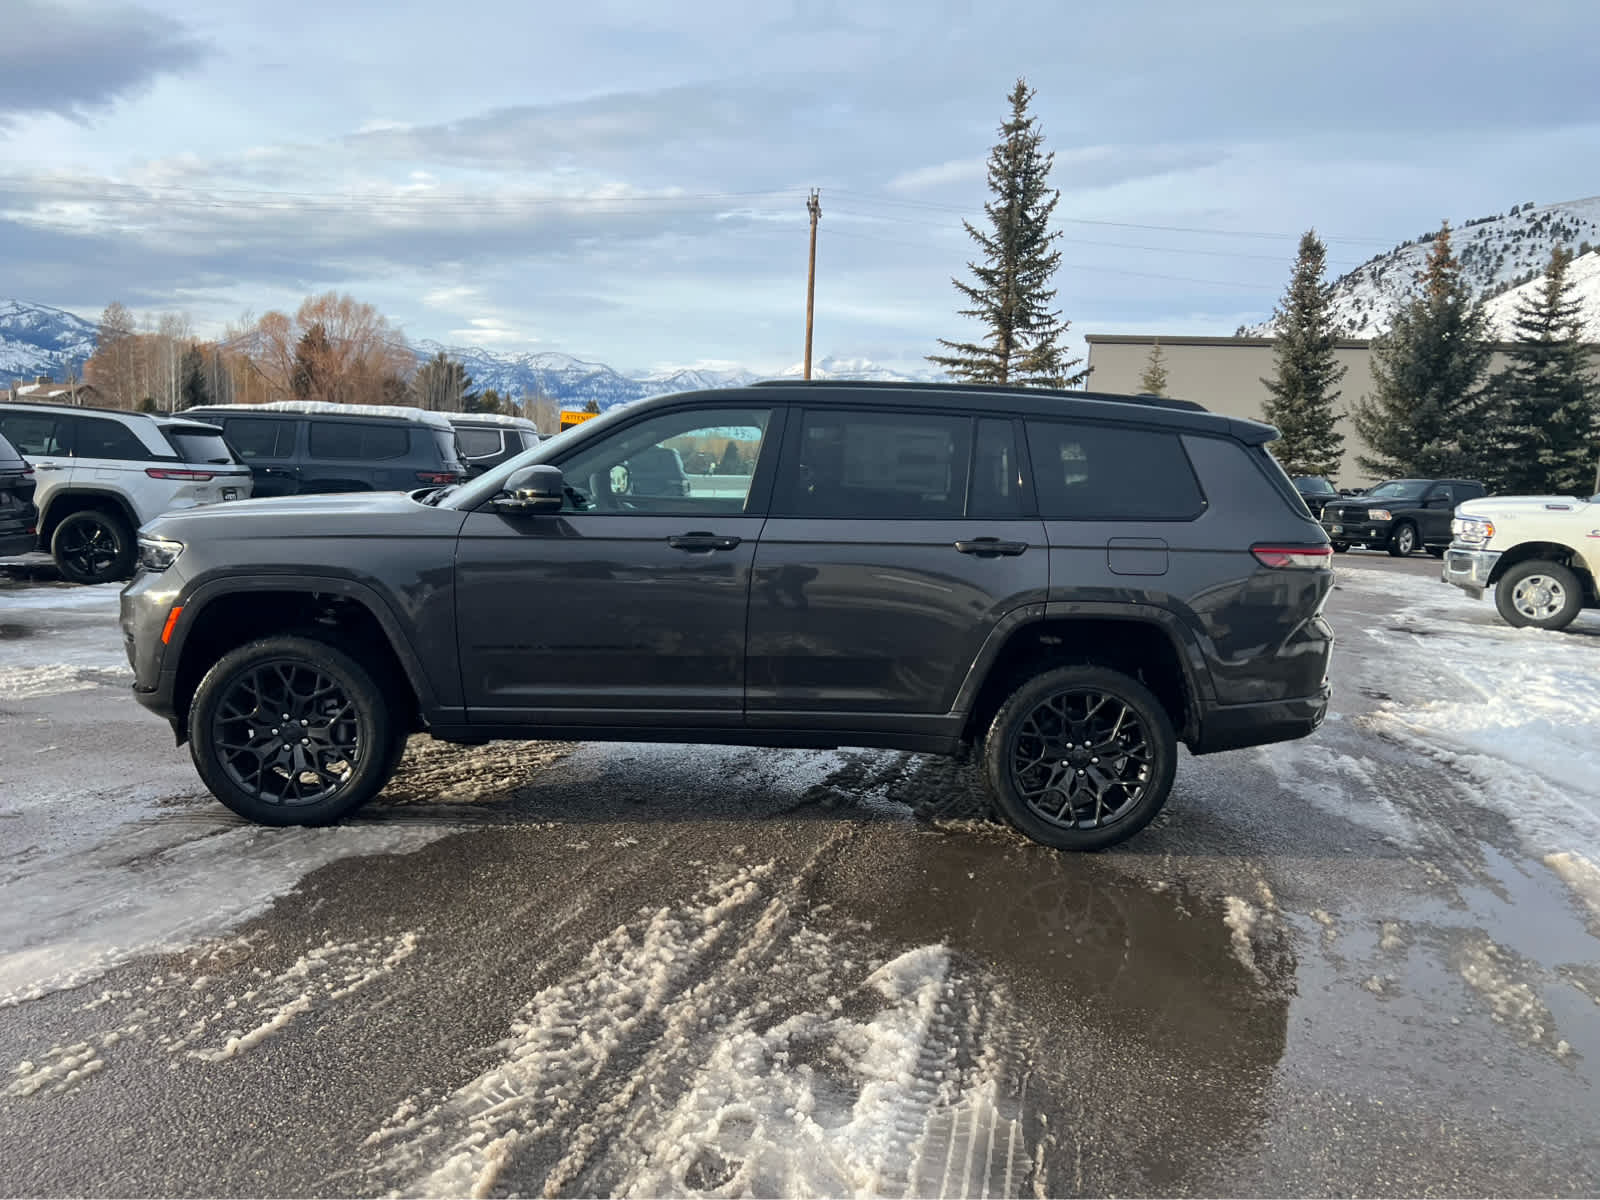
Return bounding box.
[1091,757,1099,764]
[301,738,309,745]
[300,719,309,726]
[271,728,279,735]
[1077,769,1086,776]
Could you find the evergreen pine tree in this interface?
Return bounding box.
[1261,230,1347,477]
[1353,222,1493,478]
[1138,341,1169,396]
[927,79,1083,388]
[1483,247,1599,495]
[582,398,602,414]
[180,345,209,409]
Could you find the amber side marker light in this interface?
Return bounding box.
[161,606,184,644]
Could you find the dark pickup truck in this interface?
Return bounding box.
[1320,478,1485,557]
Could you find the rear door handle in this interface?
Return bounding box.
[955,537,1028,557]
[668,531,742,553]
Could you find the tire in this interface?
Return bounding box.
[188,635,399,825]
[51,508,134,584]
[1387,522,1418,557]
[1425,545,1445,559]
[983,664,1178,851]
[1493,560,1584,632]
[1330,541,1350,553]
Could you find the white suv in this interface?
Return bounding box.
[0,403,254,584]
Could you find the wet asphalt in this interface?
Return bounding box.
[1,552,1597,1197]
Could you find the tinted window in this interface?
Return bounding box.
[223,417,289,459]
[969,418,1023,518]
[558,407,770,514]
[1027,420,1204,520]
[1292,475,1337,496]
[456,428,504,459]
[166,428,237,464]
[309,421,410,460]
[431,429,464,467]
[0,413,69,457]
[74,416,150,461]
[781,409,971,519]
[1366,480,1427,501]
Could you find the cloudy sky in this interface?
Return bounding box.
[4,0,1598,374]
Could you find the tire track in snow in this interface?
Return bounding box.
[366,826,1034,1198]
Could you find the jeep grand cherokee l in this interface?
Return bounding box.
[122,381,1334,851]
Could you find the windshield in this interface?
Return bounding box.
[1365,480,1428,501]
[1292,476,1336,495]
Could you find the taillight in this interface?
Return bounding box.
[22,465,33,476]
[1252,544,1334,569]
[417,471,458,485]
[146,468,215,481]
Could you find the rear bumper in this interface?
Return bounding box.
[1442,545,1500,597]
[1192,685,1331,755]
[0,529,36,557]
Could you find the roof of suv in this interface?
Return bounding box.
[446,412,541,431]
[1,399,165,424]
[180,400,456,432]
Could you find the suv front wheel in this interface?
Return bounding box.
[52,508,134,584]
[983,665,1177,851]
[188,636,400,825]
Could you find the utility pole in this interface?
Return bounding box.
[804,189,821,379]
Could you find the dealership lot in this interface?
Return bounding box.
[1,555,1598,1197]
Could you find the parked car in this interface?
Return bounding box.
[1318,478,1486,556]
[0,430,38,558]
[447,412,543,478]
[123,380,1334,850]
[1291,475,1339,518]
[179,401,466,497]
[1443,492,1600,630]
[0,402,253,583]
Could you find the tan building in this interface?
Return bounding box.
[1083,335,1600,488]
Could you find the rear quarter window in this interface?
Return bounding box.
[221,417,292,459]
[165,428,238,465]
[1025,420,1205,520]
[309,421,410,460]
[456,428,504,459]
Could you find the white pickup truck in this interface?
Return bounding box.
[1442,493,1600,630]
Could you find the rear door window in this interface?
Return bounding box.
[456,428,504,459]
[222,417,290,459]
[1026,420,1204,520]
[779,409,971,519]
[309,421,410,460]
[72,416,151,462]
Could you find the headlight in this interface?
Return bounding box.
[137,534,185,572]
[1452,517,1494,545]
[1367,508,1392,521]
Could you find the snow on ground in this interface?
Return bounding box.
[1334,566,1600,863]
[0,583,132,699]
[369,844,1028,1198]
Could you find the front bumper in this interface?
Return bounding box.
[1321,516,1392,544]
[1442,545,1501,596]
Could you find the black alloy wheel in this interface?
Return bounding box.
[985,665,1177,851]
[51,510,134,584]
[189,636,399,824]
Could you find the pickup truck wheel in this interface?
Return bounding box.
[1387,522,1417,557]
[984,665,1177,851]
[51,509,134,584]
[188,636,398,825]
[1494,560,1584,631]
[1330,541,1350,553]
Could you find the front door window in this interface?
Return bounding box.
[555,408,771,514]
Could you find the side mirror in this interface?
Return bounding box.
[491,464,564,515]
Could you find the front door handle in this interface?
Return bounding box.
[668,531,742,553]
[955,537,1028,557]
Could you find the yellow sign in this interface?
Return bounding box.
[559,409,599,430]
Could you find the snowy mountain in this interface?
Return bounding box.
[0,299,98,382]
[1248,198,1600,338]
[1484,246,1600,342]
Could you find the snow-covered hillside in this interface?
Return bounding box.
[1249,198,1600,338]
[0,299,97,382]
[1485,246,1600,342]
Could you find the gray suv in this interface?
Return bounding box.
[122,381,1334,850]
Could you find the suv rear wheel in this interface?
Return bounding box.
[188,635,399,825]
[52,508,134,584]
[983,665,1177,851]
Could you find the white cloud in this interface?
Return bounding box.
[886,158,985,192]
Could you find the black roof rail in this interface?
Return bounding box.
[748,378,1208,413]
[0,398,161,420]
